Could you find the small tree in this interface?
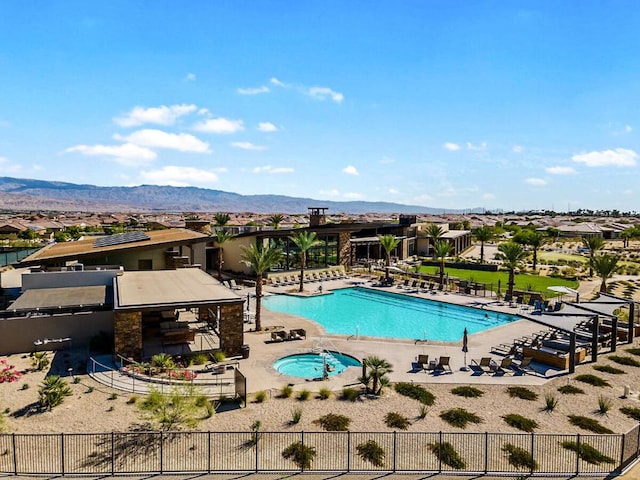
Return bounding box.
[267,214,284,229]
[139,385,211,430]
[497,242,527,298]
[290,231,322,292]
[425,224,445,259]
[590,253,619,292]
[434,241,452,285]
[360,356,393,396]
[473,225,493,263]
[213,230,235,280]
[282,441,316,470]
[582,236,604,277]
[213,212,230,228]
[38,376,72,410]
[378,234,400,281]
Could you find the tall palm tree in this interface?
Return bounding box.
[473,225,493,263]
[526,231,546,270]
[582,236,604,277]
[240,244,282,331]
[434,241,452,286]
[290,231,322,292]
[267,214,284,229]
[590,253,619,293]
[214,212,230,229]
[425,224,444,259]
[378,234,400,281]
[497,242,527,299]
[214,230,234,280]
[360,356,393,396]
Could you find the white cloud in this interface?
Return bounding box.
[252,165,294,174]
[257,122,278,132]
[466,141,487,151]
[193,117,245,134]
[198,108,210,116]
[525,177,547,186]
[343,192,363,199]
[0,156,22,174]
[237,86,270,95]
[114,129,210,153]
[625,125,633,133]
[512,145,523,153]
[623,189,633,195]
[482,193,496,200]
[270,77,288,87]
[545,166,576,175]
[65,143,156,167]
[342,165,359,176]
[0,156,6,163]
[231,142,267,151]
[443,142,461,151]
[388,188,399,195]
[308,86,344,103]
[113,104,197,127]
[139,166,219,186]
[319,189,340,197]
[572,148,638,167]
[185,73,196,81]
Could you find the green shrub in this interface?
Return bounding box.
[31,352,50,371]
[451,386,484,398]
[38,376,72,410]
[150,353,175,372]
[575,374,611,387]
[502,443,538,471]
[568,415,614,434]
[291,406,303,425]
[356,440,386,467]
[429,442,466,469]
[558,385,584,395]
[593,365,626,375]
[417,404,428,420]
[85,386,94,393]
[212,351,227,363]
[126,395,139,405]
[20,383,29,391]
[543,393,558,412]
[507,386,538,401]
[282,441,316,469]
[247,420,261,446]
[108,393,118,400]
[253,391,267,403]
[440,408,482,429]
[561,441,615,465]
[502,414,538,432]
[341,387,359,402]
[597,395,612,414]
[394,382,436,406]
[187,352,209,365]
[317,387,331,400]
[297,389,311,401]
[608,355,640,367]
[384,412,410,430]
[279,384,293,398]
[620,406,640,421]
[625,348,640,356]
[314,413,351,431]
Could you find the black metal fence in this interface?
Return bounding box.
[1,427,638,476]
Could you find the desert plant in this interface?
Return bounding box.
[429,441,466,469]
[502,414,538,432]
[314,413,351,431]
[384,411,410,430]
[247,420,262,446]
[357,440,386,467]
[341,387,359,402]
[417,404,428,420]
[597,395,612,414]
[543,393,559,412]
[620,406,640,421]
[127,395,139,405]
[575,374,611,387]
[253,390,267,403]
[108,393,118,400]
[85,386,94,393]
[394,382,436,405]
[558,384,584,395]
[502,443,538,471]
[625,347,640,356]
[282,441,316,470]
[20,383,29,390]
[291,406,303,425]
[360,356,393,396]
[150,353,175,372]
[38,376,72,410]
[608,355,640,367]
[139,385,210,430]
[451,386,484,398]
[279,384,293,398]
[30,352,50,371]
[568,415,614,434]
[317,387,331,400]
[440,408,482,429]
[507,386,538,401]
[73,377,80,384]
[212,350,227,363]
[297,389,311,401]
[187,352,209,365]
[561,441,615,465]
[593,365,626,374]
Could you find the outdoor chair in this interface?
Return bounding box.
[513,356,534,375]
[435,356,452,374]
[270,330,288,342]
[416,354,429,372]
[289,328,306,340]
[229,279,242,290]
[418,281,427,292]
[495,357,514,375]
[472,357,496,373]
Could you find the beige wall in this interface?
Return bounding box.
[223,236,257,275]
[0,311,113,355]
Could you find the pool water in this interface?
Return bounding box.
[263,287,516,342]
[273,352,361,378]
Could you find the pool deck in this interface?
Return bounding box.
[237,277,560,394]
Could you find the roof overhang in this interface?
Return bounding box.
[8,285,109,313]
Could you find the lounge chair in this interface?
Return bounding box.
[495,357,514,375]
[417,354,429,372]
[472,357,496,373]
[289,328,306,340]
[418,281,427,292]
[229,279,242,290]
[435,356,452,374]
[270,330,288,342]
[512,357,534,375]
[397,279,409,289]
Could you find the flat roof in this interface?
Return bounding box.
[9,285,108,312]
[114,269,242,311]
[18,228,209,266]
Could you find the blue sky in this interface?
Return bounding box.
[1,1,639,212]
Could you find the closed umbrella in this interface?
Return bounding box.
[461,328,469,371]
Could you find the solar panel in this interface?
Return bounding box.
[93,231,150,248]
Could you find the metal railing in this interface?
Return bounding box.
[0,427,637,476]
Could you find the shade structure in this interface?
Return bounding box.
[548,286,578,294]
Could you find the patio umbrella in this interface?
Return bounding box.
[461,328,469,371]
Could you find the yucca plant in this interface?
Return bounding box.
[38,376,72,410]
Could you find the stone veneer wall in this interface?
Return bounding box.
[114,311,142,359]
[218,303,244,357]
[338,232,351,267]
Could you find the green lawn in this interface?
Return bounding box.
[538,252,587,263]
[416,265,578,298]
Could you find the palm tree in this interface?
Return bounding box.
[290,231,322,292]
[213,212,230,228]
[590,253,619,293]
[497,242,527,299]
[267,214,284,229]
[214,230,234,280]
[434,241,452,286]
[377,234,400,281]
[425,224,444,259]
[526,231,546,270]
[621,227,634,248]
[360,356,393,396]
[582,236,604,277]
[473,225,493,263]
[240,244,283,331]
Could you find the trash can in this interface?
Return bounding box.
[241,344,250,359]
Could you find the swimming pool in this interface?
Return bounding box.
[273,352,361,379]
[263,287,516,342]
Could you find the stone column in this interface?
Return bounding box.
[338,232,351,266]
[219,302,244,357]
[114,311,143,359]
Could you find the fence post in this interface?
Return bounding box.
[347,431,351,472]
[484,432,489,474]
[576,434,581,475]
[620,432,626,471]
[637,424,640,459]
[111,432,115,476]
[11,433,17,475]
[530,432,535,476]
[207,431,211,473]
[393,431,397,472]
[301,431,305,472]
[438,431,442,473]
[61,433,65,476]
[159,431,163,474]
[254,431,258,473]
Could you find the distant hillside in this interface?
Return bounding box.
[0,176,481,214]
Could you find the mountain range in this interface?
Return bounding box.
[0,176,481,214]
